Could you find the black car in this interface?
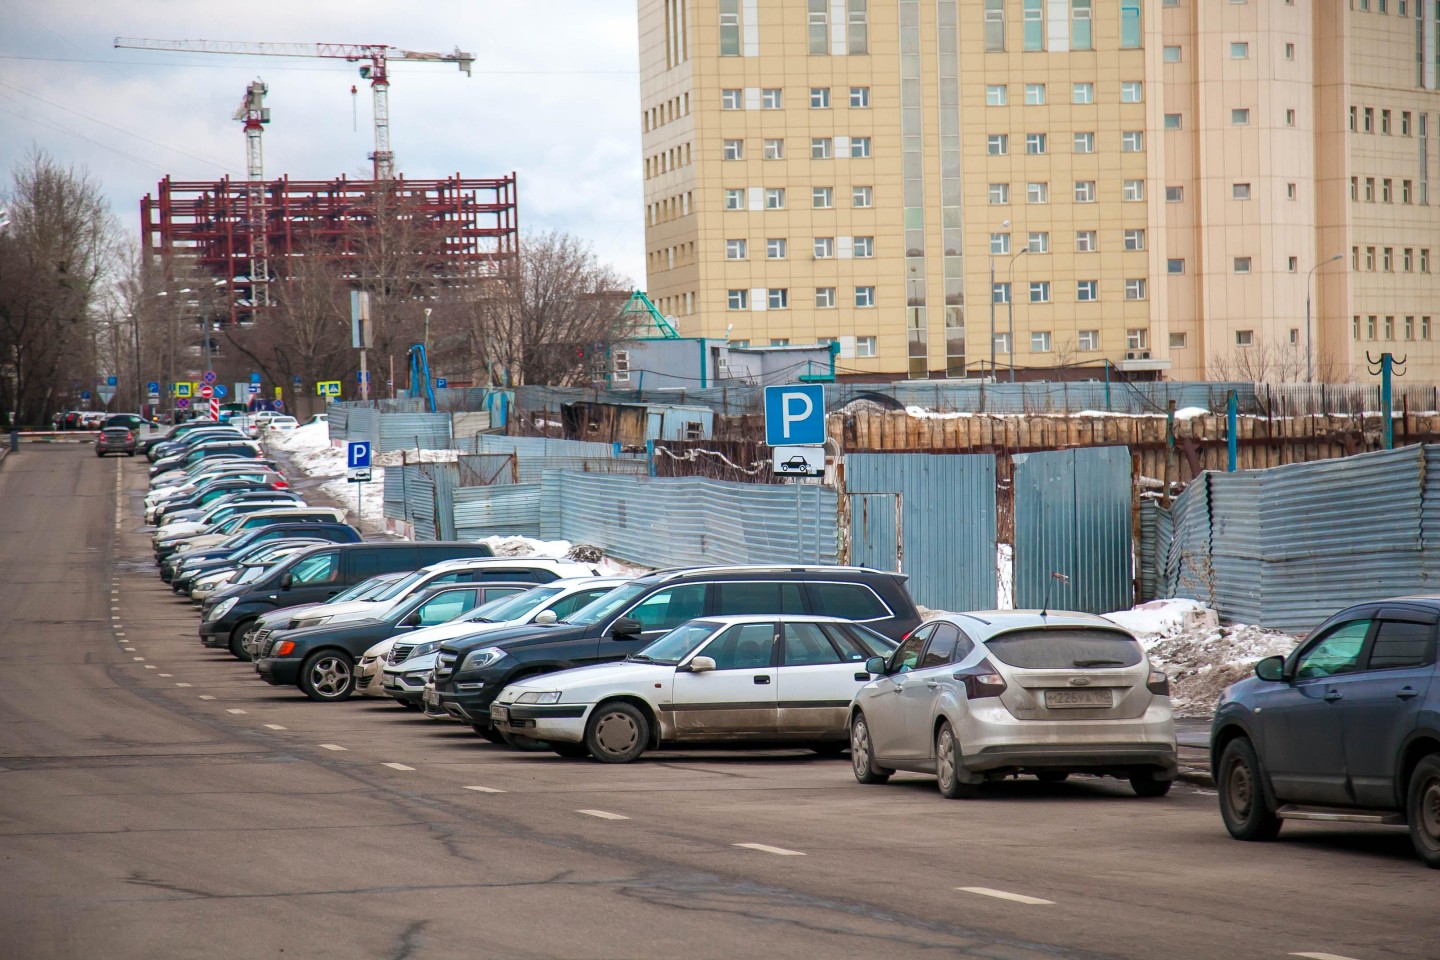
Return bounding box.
[1211,597,1440,868]
[170,535,329,596]
[150,442,260,478]
[165,520,361,587]
[255,582,532,701]
[430,565,921,738]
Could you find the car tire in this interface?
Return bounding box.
[936,721,980,799]
[228,619,256,661]
[552,743,590,759]
[1128,770,1173,798]
[472,724,506,743]
[849,712,891,785]
[1218,738,1282,840]
[1036,771,1069,783]
[298,651,355,702]
[1406,753,1440,869]
[584,701,649,764]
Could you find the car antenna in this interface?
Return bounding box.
[1040,572,1070,618]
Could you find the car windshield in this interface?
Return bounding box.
[234,564,268,585]
[564,581,652,626]
[983,628,1143,669]
[330,572,405,603]
[214,515,247,533]
[631,621,721,664]
[372,570,427,602]
[464,586,562,623]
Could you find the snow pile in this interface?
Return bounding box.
[262,421,386,525]
[1103,598,1298,717]
[374,448,459,466]
[474,535,650,578]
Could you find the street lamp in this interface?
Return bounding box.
[1006,249,1029,383]
[988,219,1010,380]
[1306,253,1345,384]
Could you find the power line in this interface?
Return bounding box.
[0,54,638,75]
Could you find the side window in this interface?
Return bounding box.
[481,586,526,604]
[291,551,340,585]
[415,590,477,625]
[1367,620,1435,671]
[782,622,844,666]
[809,581,891,620]
[626,583,708,631]
[891,625,934,673]
[920,624,961,669]
[713,581,806,616]
[825,623,896,660]
[548,588,613,620]
[349,550,384,580]
[703,622,778,669]
[1295,620,1374,680]
[475,569,544,583]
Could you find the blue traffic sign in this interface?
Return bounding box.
[347,441,372,470]
[146,381,159,394]
[274,399,285,411]
[213,384,227,398]
[357,370,370,383]
[763,384,826,447]
[80,390,91,401]
[293,375,303,387]
[105,375,118,387]
[436,378,448,389]
[247,384,260,395]
[250,372,262,383]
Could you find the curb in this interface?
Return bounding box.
[1176,767,1214,788]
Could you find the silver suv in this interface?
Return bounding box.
[849,611,1177,798]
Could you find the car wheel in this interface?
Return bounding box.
[228,619,256,661]
[1129,769,1173,798]
[472,724,506,743]
[849,712,891,785]
[584,701,648,764]
[298,651,355,702]
[1036,771,1069,783]
[936,721,979,799]
[1218,738,1282,840]
[552,743,590,759]
[1406,753,1440,869]
[500,731,552,752]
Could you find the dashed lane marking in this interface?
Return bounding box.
[226,709,247,715]
[382,762,415,771]
[578,809,629,820]
[124,647,135,651]
[132,657,144,662]
[463,785,505,794]
[158,673,172,678]
[317,744,346,751]
[956,887,1054,906]
[734,843,805,856]
[1290,954,1366,960]
[198,695,215,701]
[144,665,156,670]
[175,683,192,688]
[263,724,287,730]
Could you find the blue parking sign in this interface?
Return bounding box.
[347,441,372,470]
[763,384,826,447]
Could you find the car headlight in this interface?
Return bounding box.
[462,647,507,671]
[292,616,331,629]
[207,598,237,621]
[516,691,562,704]
[408,641,441,660]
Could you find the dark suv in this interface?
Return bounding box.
[1211,596,1440,868]
[430,565,921,737]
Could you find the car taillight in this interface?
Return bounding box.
[125,431,134,440]
[272,480,288,488]
[1146,661,1170,696]
[953,659,1007,699]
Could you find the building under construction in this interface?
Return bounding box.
[140,173,519,326]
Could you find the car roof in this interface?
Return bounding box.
[697,614,856,625]
[636,564,908,583]
[244,507,344,519]
[420,556,587,572]
[930,609,1136,638]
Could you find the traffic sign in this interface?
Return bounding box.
[175,398,190,409]
[147,381,160,394]
[316,381,342,397]
[772,446,825,477]
[763,384,826,447]
[250,372,262,383]
[198,384,214,399]
[274,399,285,411]
[202,370,217,385]
[213,384,227,398]
[347,441,372,470]
[209,398,220,420]
[80,390,90,401]
[174,382,192,398]
[347,468,372,483]
[293,375,303,387]
[436,377,448,389]
[105,375,118,387]
[247,384,260,395]
[98,386,116,404]
[357,370,370,383]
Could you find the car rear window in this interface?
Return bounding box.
[809,582,891,621]
[983,628,1143,669]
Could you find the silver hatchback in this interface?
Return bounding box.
[849,611,1177,798]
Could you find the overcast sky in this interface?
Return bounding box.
[0,1,646,284]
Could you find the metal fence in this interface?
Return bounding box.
[453,483,546,539]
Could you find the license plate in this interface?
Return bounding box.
[490,704,509,723]
[423,690,438,707]
[1045,689,1113,708]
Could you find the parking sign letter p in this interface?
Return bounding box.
[782,393,813,439]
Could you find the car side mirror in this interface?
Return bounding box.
[1254,655,1285,682]
[610,616,642,638]
[534,609,558,624]
[279,572,293,589]
[864,656,888,676]
[687,656,716,673]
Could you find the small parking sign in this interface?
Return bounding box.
[763,384,826,447]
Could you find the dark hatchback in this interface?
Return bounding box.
[95,426,137,457]
[429,565,921,736]
[1211,596,1440,868]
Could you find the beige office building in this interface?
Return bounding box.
[637,0,1440,382]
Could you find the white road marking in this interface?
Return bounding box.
[144,665,156,670]
[132,657,144,662]
[124,647,135,652]
[1290,954,1366,960]
[198,695,215,701]
[110,616,120,621]
[263,724,287,730]
[734,843,805,856]
[577,809,629,820]
[175,682,192,687]
[226,709,247,715]
[158,673,172,677]
[955,887,1054,906]
[463,785,505,794]
[317,743,347,751]
[382,762,415,771]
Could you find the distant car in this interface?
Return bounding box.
[1211,597,1440,868]
[79,412,105,429]
[95,426,138,457]
[849,611,1177,798]
[781,455,811,471]
[303,413,329,426]
[265,416,299,433]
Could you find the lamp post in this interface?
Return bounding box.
[1006,249,1029,383]
[1305,253,1345,384]
[988,219,1010,380]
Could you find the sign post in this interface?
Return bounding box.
[346,440,372,524]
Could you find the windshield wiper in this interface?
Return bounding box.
[1073,658,1127,667]
[469,617,495,623]
[627,654,655,663]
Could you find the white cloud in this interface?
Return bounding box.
[0,0,645,283]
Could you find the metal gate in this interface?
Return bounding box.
[1013,446,1132,614]
[849,493,901,573]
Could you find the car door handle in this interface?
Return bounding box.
[1396,686,1420,700]
[854,672,871,681]
[1322,690,1343,702]
[753,675,771,685]
[925,681,940,690]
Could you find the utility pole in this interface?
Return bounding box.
[1006,249,1028,383]
[988,219,1009,381]
[1305,253,1345,384]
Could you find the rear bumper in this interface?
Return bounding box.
[964,742,1178,778]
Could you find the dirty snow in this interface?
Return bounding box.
[996,543,1013,609]
[263,421,385,525]
[473,535,651,578]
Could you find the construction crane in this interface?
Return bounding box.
[233,79,270,308]
[114,38,474,179]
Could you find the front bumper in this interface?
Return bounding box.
[355,656,386,698]
[255,656,300,687]
[381,669,434,704]
[491,703,589,743]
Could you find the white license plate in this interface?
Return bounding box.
[490,704,509,722]
[1044,689,1113,708]
[423,690,439,707]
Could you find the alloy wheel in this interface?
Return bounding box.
[308,656,352,699]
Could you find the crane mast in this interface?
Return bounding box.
[233,80,270,308]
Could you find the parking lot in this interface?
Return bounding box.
[1,445,1436,960]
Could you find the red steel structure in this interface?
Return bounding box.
[140,173,519,326]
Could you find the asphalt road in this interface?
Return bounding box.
[0,445,1435,960]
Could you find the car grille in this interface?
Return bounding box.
[387,643,416,666]
[436,651,458,679]
[357,674,374,689]
[251,627,273,657]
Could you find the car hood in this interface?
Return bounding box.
[439,622,589,654]
[157,520,209,539]
[271,618,393,645]
[290,600,387,625]
[386,651,440,675]
[387,618,517,648]
[499,660,674,699]
[180,534,229,550]
[254,601,330,628]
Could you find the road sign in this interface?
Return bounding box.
[202,370,217,385]
[357,370,370,383]
[347,468,372,483]
[317,381,342,397]
[209,398,220,420]
[174,382,191,398]
[247,384,260,395]
[293,375,303,387]
[274,399,285,411]
[772,446,825,478]
[175,398,190,409]
[213,384,227,398]
[250,372,262,383]
[347,441,372,470]
[80,390,91,401]
[105,375,118,387]
[198,384,214,399]
[98,387,116,404]
[763,384,826,447]
[147,381,160,394]
[436,377,448,389]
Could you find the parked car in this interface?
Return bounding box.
[264,416,299,433]
[79,411,105,429]
[240,571,412,659]
[254,582,533,702]
[491,614,900,761]
[303,413,329,426]
[151,481,296,525]
[143,419,230,459]
[1211,597,1440,868]
[848,611,1177,798]
[95,426,138,457]
[430,565,921,738]
[155,507,341,562]
[150,440,261,479]
[168,519,362,594]
[187,540,329,602]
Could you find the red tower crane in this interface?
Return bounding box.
[113,37,474,179]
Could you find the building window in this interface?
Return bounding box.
[1232,108,1250,125]
[719,0,742,56]
[1384,316,1394,339]
[989,183,1010,205]
[986,84,1008,106]
[1167,258,1185,274]
[722,89,742,110]
[766,238,787,259]
[855,286,876,308]
[1076,279,1098,301]
[1364,107,1374,133]
[727,289,748,310]
[1383,179,1393,202]
[765,187,786,209]
[994,332,1012,355]
[1233,256,1252,274]
[1029,282,1051,304]
[1127,328,1148,350]
[1166,185,1184,202]
[1403,111,1413,136]
[724,188,743,210]
[1235,330,1254,347]
[1404,180,1413,204]
[1424,317,1432,340]
[1074,132,1095,153]
[1383,246,1393,271]
[850,86,870,108]
[1031,331,1052,352]
[988,134,1009,156]
[1024,0,1045,50]
[725,239,747,260]
[1288,256,1298,272]
[1075,230,1097,252]
[1075,180,1096,202]
[814,237,835,258]
[810,87,830,109]
[1078,330,1099,350]
[1163,45,1181,62]
[1072,0,1094,49]
[847,0,868,54]
[769,338,790,346]
[1163,113,1182,130]
[815,287,836,309]
[761,88,783,109]
[1026,133,1047,155]
[1366,247,1375,270]
[857,335,877,357]
[1027,182,1050,204]
[991,232,1011,255]
[1285,108,1296,126]
[1365,177,1375,202]
[1404,247,1414,271]
[763,138,785,160]
[854,236,874,257]
[807,0,828,53]
[992,282,1011,305]
[1123,179,1144,201]
[1423,249,1431,272]
[767,288,789,309]
[812,187,833,209]
[1406,316,1415,340]
[1284,42,1295,60]
[1026,83,1047,105]
[1124,279,1147,300]
[1353,316,1360,340]
[1230,41,1249,59]
[811,137,833,159]
[1072,82,1094,105]
[1232,182,1252,200]
[1382,109,1392,135]
[850,137,872,158]
[723,139,744,160]
[1120,2,1141,48]
[1287,182,1297,200]
[1027,231,1049,253]
[852,185,873,207]
[1121,81,1143,103]
[1122,131,1144,151]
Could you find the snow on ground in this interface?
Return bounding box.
[473,535,651,578]
[264,421,385,525]
[996,543,1013,609]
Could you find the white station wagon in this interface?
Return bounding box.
[492,614,898,762]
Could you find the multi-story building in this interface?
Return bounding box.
[637,0,1440,383]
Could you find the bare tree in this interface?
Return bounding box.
[225,246,353,395]
[1208,336,1352,384]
